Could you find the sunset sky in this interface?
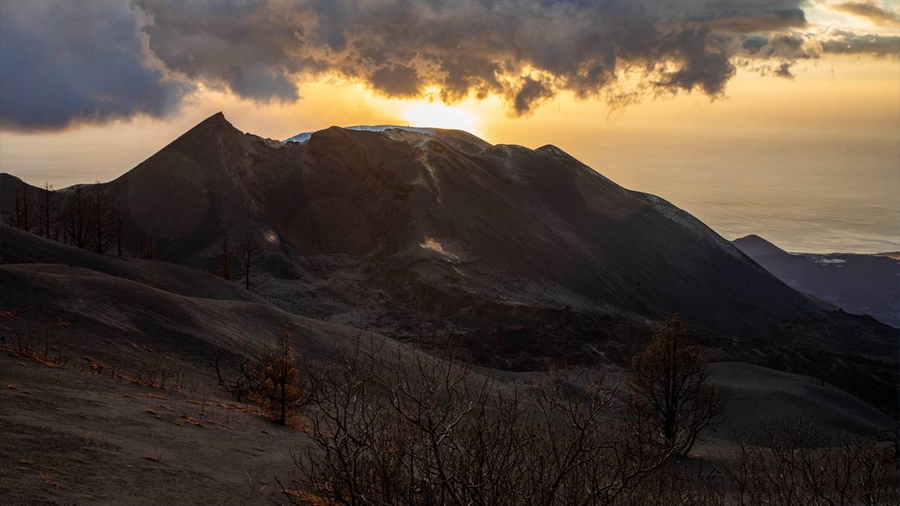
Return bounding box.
[1,0,898,253]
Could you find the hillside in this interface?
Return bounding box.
[1,240,895,505]
[0,225,262,303]
[734,234,900,327]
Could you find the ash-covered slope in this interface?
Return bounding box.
[0,224,263,303]
[83,112,814,337]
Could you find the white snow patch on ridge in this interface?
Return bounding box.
[284,125,440,144]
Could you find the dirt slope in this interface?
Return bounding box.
[1,224,262,303]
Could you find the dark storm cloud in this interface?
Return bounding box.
[2,0,899,128]
[661,28,736,95]
[0,0,191,131]
[513,77,555,115]
[832,1,900,27]
[135,0,311,103]
[133,0,820,114]
[370,65,423,97]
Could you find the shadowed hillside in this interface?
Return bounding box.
[0,239,896,504]
[734,234,900,327]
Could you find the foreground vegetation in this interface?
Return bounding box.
[214,316,899,506]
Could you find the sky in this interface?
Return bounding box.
[0,0,898,253]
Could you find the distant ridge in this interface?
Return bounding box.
[733,234,900,328]
[733,234,790,257]
[284,125,442,144]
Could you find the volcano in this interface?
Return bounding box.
[2,112,897,411]
[88,113,811,332]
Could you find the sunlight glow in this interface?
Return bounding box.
[403,103,477,132]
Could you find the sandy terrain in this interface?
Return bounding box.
[0,352,307,506]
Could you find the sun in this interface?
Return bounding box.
[403,103,478,132]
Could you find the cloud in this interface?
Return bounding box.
[773,62,795,78]
[1,0,898,128]
[0,0,191,131]
[694,8,808,33]
[831,1,900,27]
[133,0,820,115]
[820,29,900,56]
[370,65,422,97]
[736,28,900,60]
[512,77,555,115]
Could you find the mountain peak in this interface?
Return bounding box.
[199,111,232,129]
[166,111,242,150]
[733,234,789,257]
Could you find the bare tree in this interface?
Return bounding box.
[214,328,317,424]
[63,185,91,249]
[111,210,127,257]
[3,179,32,231]
[214,347,254,402]
[134,232,157,260]
[215,234,232,280]
[91,182,113,253]
[251,322,314,426]
[627,314,720,456]
[237,232,262,290]
[38,182,57,239]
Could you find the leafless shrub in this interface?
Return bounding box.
[726,416,900,506]
[2,329,71,368]
[237,232,262,291]
[279,339,676,506]
[137,361,184,390]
